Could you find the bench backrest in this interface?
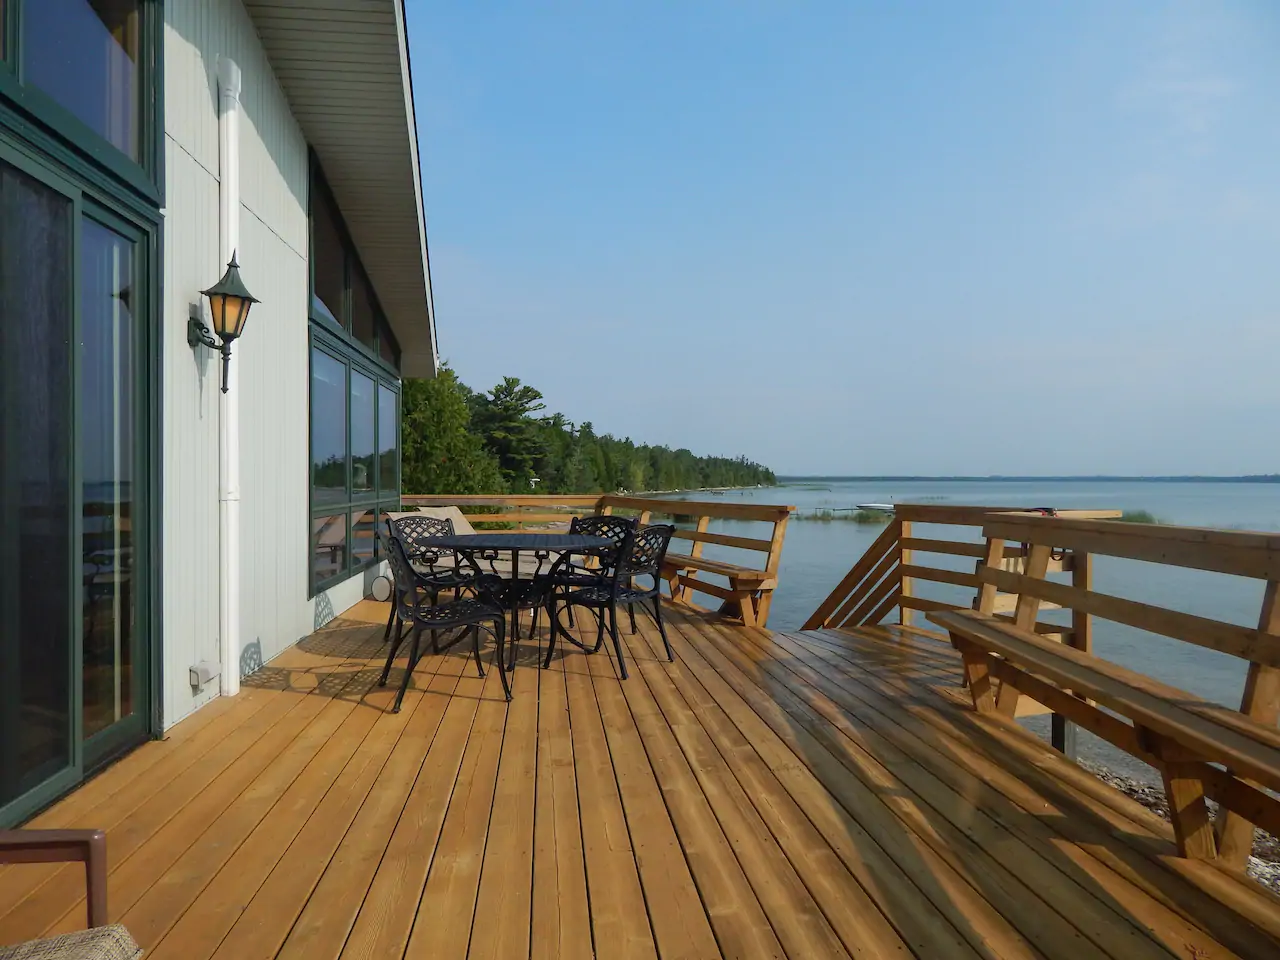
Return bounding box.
[596,495,793,577]
[977,512,1280,727]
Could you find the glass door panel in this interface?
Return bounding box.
[80,217,138,742]
[0,159,76,811]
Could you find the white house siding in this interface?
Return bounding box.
[162,0,373,728]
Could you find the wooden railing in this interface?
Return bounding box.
[399,493,796,626]
[803,504,1121,637]
[401,494,602,528]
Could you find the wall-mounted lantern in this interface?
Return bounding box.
[189,253,260,393]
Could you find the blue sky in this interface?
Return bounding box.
[406,1,1280,476]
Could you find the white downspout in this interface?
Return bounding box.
[218,57,242,696]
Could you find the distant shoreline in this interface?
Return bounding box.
[778,475,1280,484]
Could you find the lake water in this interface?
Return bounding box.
[671,479,1280,780]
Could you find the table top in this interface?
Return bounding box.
[426,532,612,552]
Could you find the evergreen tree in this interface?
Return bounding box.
[400,370,776,495]
[400,366,505,495]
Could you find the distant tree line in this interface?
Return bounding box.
[401,367,776,496]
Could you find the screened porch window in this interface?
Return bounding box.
[309,339,400,593]
[23,0,142,161]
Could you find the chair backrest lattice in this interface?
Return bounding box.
[570,514,637,567]
[625,524,676,579]
[390,514,454,556]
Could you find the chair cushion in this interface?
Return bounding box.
[0,925,142,960]
[410,506,477,536]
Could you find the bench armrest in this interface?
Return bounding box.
[0,829,108,927]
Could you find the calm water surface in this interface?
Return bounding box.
[668,479,1280,780]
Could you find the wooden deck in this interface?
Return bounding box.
[2,603,1278,959]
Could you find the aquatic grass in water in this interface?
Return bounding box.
[1117,509,1162,524]
[796,508,893,524]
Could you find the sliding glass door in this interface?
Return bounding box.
[0,148,152,823]
[80,213,145,761]
[0,157,78,814]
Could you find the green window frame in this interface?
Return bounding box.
[309,327,401,596]
[308,152,401,374]
[0,0,163,204]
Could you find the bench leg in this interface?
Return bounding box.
[1162,762,1218,860]
[1138,726,1218,860]
[994,668,1022,718]
[951,635,996,713]
[737,590,758,628]
[755,589,775,627]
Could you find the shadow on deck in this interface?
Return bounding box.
[1,602,1277,958]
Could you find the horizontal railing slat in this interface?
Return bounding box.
[899,563,981,589]
[671,528,773,552]
[979,566,1280,667]
[600,494,794,522]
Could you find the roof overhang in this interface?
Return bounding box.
[244,0,438,377]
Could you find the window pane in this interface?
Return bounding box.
[378,322,399,369]
[352,509,376,565]
[351,370,375,496]
[378,385,398,497]
[311,349,346,507]
[24,0,141,160]
[311,178,345,327]
[80,218,137,739]
[350,268,376,351]
[0,160,74,805]
[312,514,346,584]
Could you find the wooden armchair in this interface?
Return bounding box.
[0,830,140,960]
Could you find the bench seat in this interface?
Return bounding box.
[661,552,773,583]
[931,609,1280,791]
[931,607,1280,859]
[660,552,777,626]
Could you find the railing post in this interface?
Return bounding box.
[1051,548,1092,759]
[899,518,912,627]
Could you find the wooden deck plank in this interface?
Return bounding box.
[790,627,1280,957]
[764,629,1235,960]
[582,622,723,960]
[466,652,541,960]
[64,630,391,945]
[140,637,409,960]
[0,630,359,924]
[630,621,915,958]
[529,639,594,960]
[717,624,1187,960]
[0,628,380,943]
[4,603,1278,960]
[205,662,438,960]
[275,648,469,959]
[671,614,1034,959]
[623,618,851,960]
[613,620,788,960]
[338,653,486,960]
[401,662,507,959]
[560,629,658,960]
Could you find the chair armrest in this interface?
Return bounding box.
[0,829,108,927]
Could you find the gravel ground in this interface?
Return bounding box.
[1080,761,1280,894]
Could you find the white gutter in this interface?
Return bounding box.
[218,56,242,696]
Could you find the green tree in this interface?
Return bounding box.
[470,377,549,488]
[400,366,505,495]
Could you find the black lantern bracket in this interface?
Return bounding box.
[193,253,260,393]
[187,314,219,350]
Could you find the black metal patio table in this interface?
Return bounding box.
[423,532,612,672]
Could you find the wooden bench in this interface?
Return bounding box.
[928,513,1280,866]
[596,495,792,628]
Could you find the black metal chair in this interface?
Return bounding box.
[382,515,475,647]
[544,524,676,679]
[549,515,638,627]
[379,534,509,707]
